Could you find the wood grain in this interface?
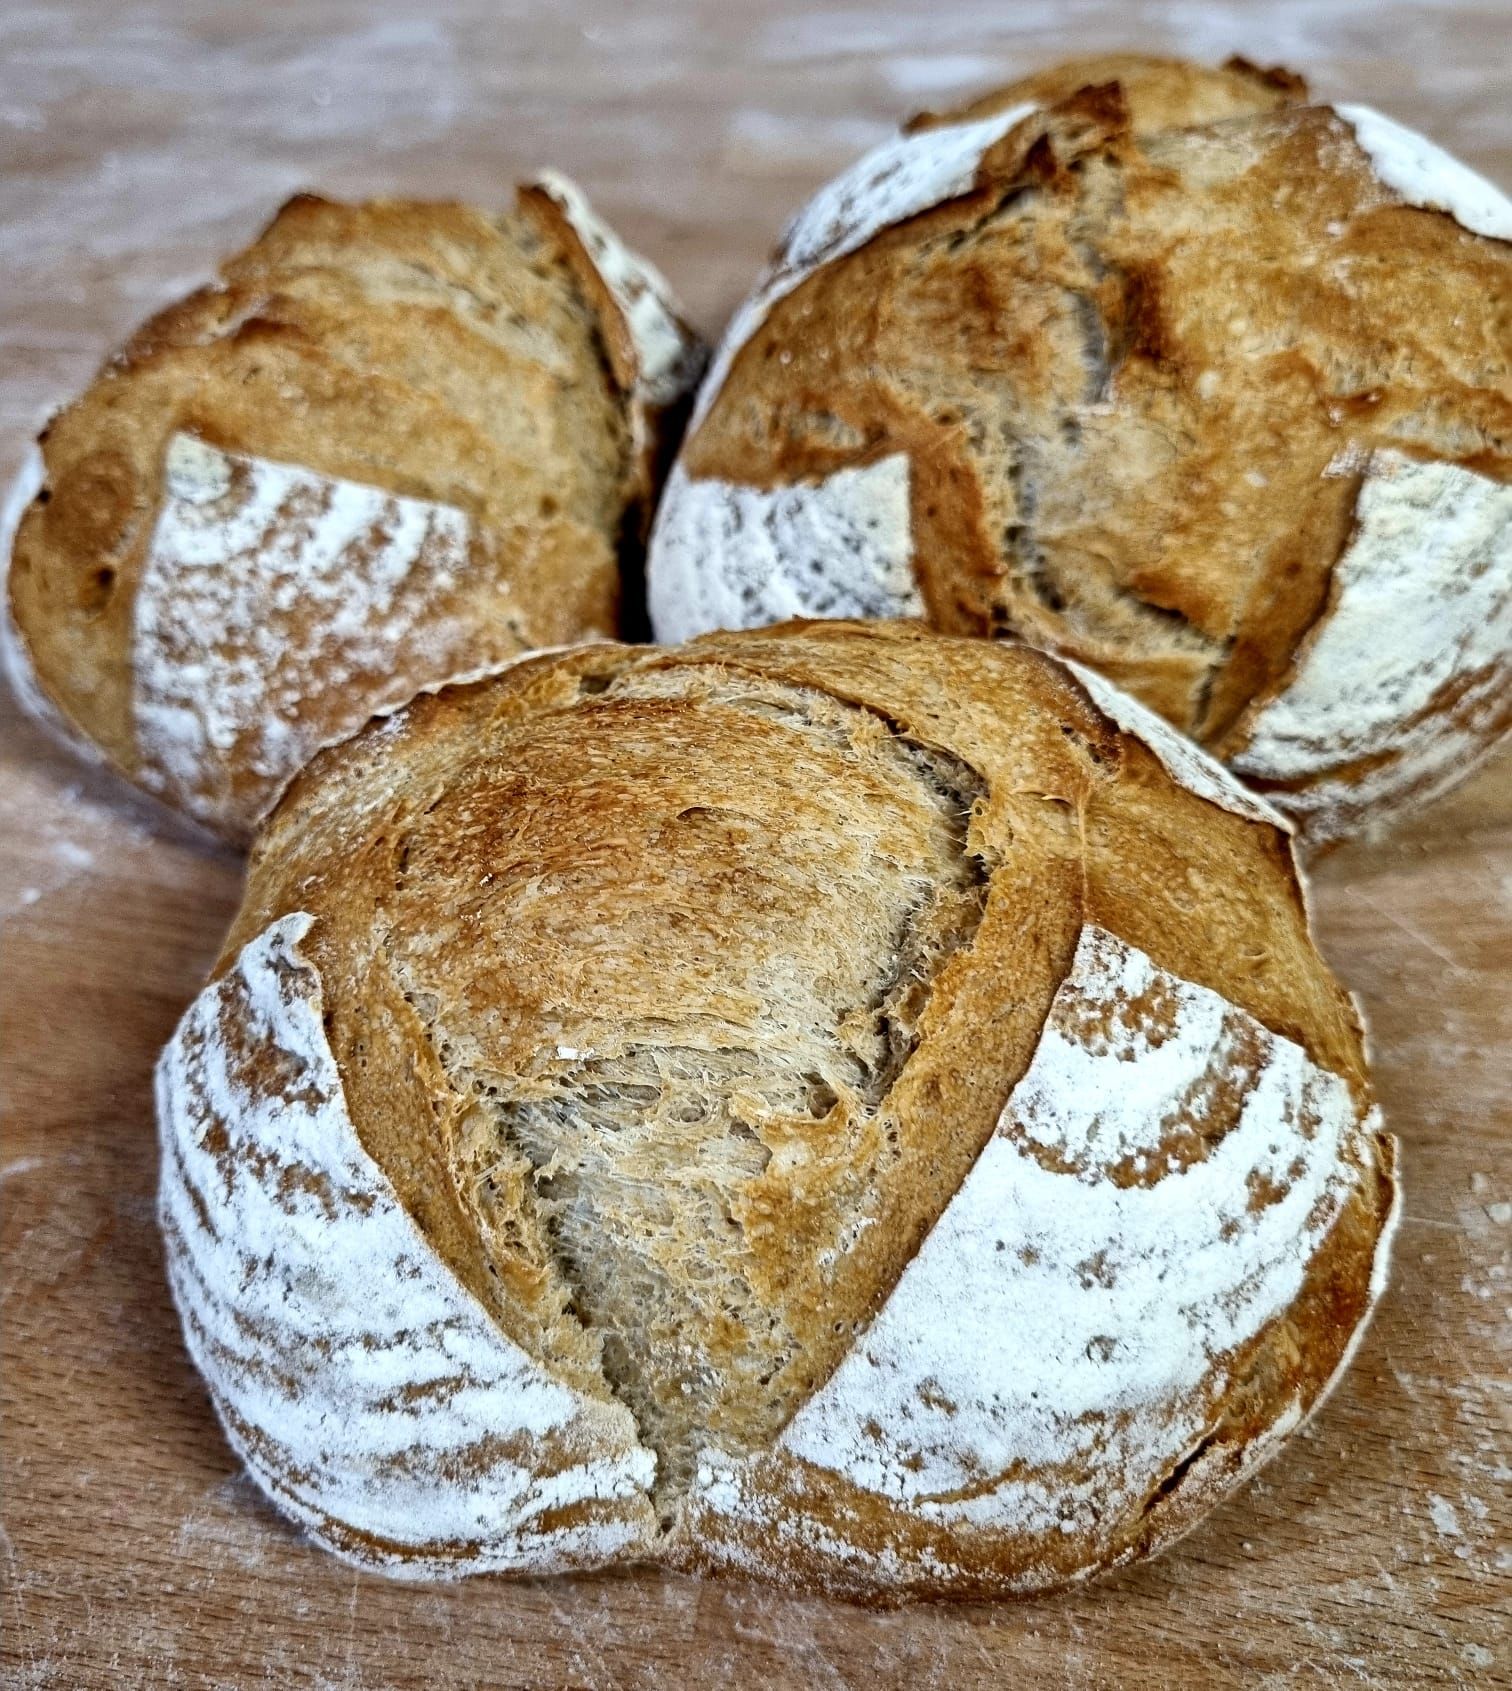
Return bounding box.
[1,3,1508,1685]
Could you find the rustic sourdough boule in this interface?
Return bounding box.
[3,180,703,841]
[157,619,1399,1599]
[648,54,1512,847]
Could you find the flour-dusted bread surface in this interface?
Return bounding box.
[160,620,1398,1599]
[5,185,703,841]
[158,913,658,1575]
[649,54,1511,846]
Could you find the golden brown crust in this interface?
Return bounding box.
[6,187,702,840]
[686,100,1510,715]
[907,52,1306,136]
[658,60,1510,842]
[669,1137,1397,1603]
[199,620,1396,1595]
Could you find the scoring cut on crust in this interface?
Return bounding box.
[679,924,1397,1599]
[530,171,705,412]
[689,102,1037,429]
[162,912,1395,1591]
[1337,104,1512,239]
[159,625,1399,1596]
[1224,450,1512,844]
[157,912,658,1576]
[1065,659,1289,831]
[1,446,109,770]
[5,183,705,841]
[653,66,1512,848]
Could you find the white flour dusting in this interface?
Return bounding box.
[649,456,921,643]
[1428,1493,1464,1541]
[1337,105,1512,240]
[1231,451,1512,843]
[1065,659,1289,831]
[131,435,487,832]
[531,171,701,410]
[1,446,109,768]
[155,916,1395,1585]
[778,104,1036,288]
[696,926,1390,1562]
[156,913,656,1576]
[688,102,1036,427]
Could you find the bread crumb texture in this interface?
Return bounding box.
[159,621,1399,1598]
[649,53,1512,846]
[5,185,703,840]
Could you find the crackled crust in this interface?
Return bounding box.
[677,55,1305,437]
[650,55,1511,845]
[5,183,702,841]
[166,621,1398,1596]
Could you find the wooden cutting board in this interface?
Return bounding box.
[2,4,1507,1685]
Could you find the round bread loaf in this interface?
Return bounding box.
[648,55,1512,847]
[4,178,704,841]
[157,619,1399,1599]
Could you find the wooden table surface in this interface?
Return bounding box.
[1,3,1508,1686]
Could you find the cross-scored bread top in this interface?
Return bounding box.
[160,621,1398,1597]
[6,184,703,839]
[651,54,1511,845]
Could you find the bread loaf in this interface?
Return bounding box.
[4,181,703,841]
[157,619,1399,1599]
[648,55,1512,846]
